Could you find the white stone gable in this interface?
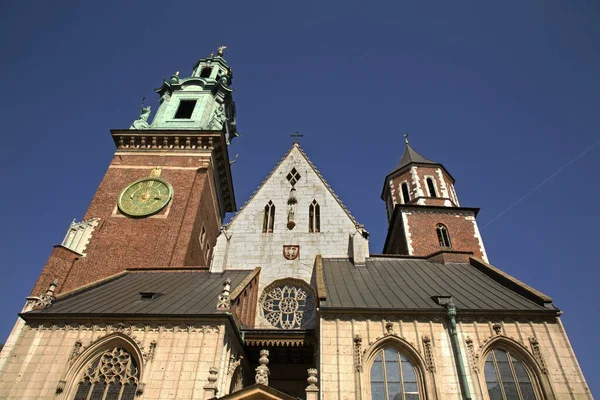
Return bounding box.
[210,144,368,328]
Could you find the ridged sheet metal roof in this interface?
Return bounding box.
[321,258,551,312]
[32,270,252,315]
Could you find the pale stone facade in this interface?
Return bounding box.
[210,143,369,329]
[319,316,591,400]
[0,320,248,400]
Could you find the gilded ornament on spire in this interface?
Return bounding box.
[217,45,227,56]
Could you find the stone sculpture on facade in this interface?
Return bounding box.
[129,106,151,130]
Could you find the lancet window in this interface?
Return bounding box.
[484,349,538,400]
[72,346,139,400]
[401,182,411,204]
[309,200,320,233]
[263,201,275,233]
[436,224,451,248]
[426,177,437,198]
[370,347,420,400]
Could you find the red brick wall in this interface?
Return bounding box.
[30,150,226,295]
[404,211,484,259]
[30,246,79,296]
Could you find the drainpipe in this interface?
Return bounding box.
[445,301,472,400]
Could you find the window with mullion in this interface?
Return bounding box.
[484,349,538,400]
[370,348,420,400]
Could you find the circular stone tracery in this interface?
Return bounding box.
[260,280,315,329]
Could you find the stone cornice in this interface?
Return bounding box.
[110,129,236,213]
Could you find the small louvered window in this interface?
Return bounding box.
[309,200,320,233]
[436,224,451,247]
[263,201,275,233]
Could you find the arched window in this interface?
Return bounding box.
[426,178,437,198]
[309,200,320,233]
[72,346,139,400]
[401,182,411,204]
[436,224,451,248]
[370,347,420,400]
[484,349,538,400]
[263,201,275,233]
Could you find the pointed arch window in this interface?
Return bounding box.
[370,347,420,400]
[72,346,139,400]
[401,182,411,204]
[484,349,538,400]
[263,201,275,233]
[309,200,320,233]
[426,178,437,198]
[436,224,451,248]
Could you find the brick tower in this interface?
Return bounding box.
[30,48,238,296]
[382,136,488,262]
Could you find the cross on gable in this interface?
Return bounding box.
[291,131,304,142]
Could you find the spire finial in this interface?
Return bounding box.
[217,45,227,56]
[404,133,409,144]
[140,96,145,110]
[291,131,304,143]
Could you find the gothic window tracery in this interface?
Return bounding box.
[370,347,420,400]
[260,280,315,329]
[263,201,275,233]
[72,346,139,400]
[436,224,451,248]
[484,349,538,400]
[309,200,320,233]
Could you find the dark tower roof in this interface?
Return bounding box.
[390,142,438,175]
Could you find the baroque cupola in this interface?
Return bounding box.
[130,45,239,145]
[382,136,488,263]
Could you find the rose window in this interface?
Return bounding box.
[261,281,315,329]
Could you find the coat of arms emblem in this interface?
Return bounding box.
[283,245,300,260]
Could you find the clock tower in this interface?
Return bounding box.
[30,48,238,296]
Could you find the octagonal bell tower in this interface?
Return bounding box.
[382,136,488,263]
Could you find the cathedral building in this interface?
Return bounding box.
[0,49,591,400]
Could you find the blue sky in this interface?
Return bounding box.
[1,0,598,392]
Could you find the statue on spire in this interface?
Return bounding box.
[404,133,409,144]
[217,45,227,57]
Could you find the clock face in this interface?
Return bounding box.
[117,177,173,217]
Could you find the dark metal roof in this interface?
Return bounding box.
[30,270,252,316]
[320,258,555,312]
[394,143,437,171]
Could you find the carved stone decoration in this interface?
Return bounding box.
[465,336,479,372]
[228,354,243,376]
[287,188,297,230]
[283,245,300,260]
[384,321,394,335]
[56,380,66,394]
[422,336,436,372]
[306,368,318,389]
[353,335,363,372]
[69,339,83,364]
[136,382,146,395]
[146,340,157,362]
[217,279,232,310]
[29,279,59,309]
[255,349,270,385]
[492,323,502,335]
[203,367,219,398]
[529,337,548,374]
[260,280,315,329]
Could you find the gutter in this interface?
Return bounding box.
[434,296,472,400]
